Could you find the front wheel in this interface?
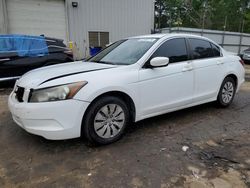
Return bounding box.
[82,96,130,145]
[217,77,236,107]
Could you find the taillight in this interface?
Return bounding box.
[239,59,245,66]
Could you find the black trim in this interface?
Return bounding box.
[185,38,192,60]
[28,88,33,102]
[39,67,113,85]
[144,62,169,69]
[15,86,25,102]
[210,42,223,57]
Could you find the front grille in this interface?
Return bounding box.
[15,87,25,102]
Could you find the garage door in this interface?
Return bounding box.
[7,0,67,42]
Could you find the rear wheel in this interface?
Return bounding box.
[82,96,130,145]
[217,77,236,107]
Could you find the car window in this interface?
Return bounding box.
[150,38,188,63]
[211,43,221,57]
[89,38,158,65]
[189,38,213,59]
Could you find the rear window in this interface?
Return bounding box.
[211,43,221,57]
[189,38,214,59]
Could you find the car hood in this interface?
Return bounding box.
[16,61,117,88]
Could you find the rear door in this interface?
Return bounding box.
[188,38,224,102]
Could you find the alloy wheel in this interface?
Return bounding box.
[94,104,125,139]
[221,81,234,104]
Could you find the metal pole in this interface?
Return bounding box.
[201,0,207,36]
[239,33,243,55]
[169,10,172,33]
[158,0,162,29]
[224,15,227,32]
[177,8,180,31]
[238,19,245,55]
[1,0,8,33]
[221,16,227,48]
[154,0,156,32]
[241,18,245,33]
[201,13,205,36]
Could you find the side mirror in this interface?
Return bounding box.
[150,57,169,68]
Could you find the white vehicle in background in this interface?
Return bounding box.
[8,34,245,145]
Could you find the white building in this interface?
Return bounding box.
[0,0,155,58]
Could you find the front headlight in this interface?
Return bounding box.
[29,81,88,103]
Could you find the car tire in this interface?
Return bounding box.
[82,96,130,145]
[217,77,236,107]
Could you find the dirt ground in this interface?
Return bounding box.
[0,74,250,187]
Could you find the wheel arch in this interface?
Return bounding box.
[81,90,136,136]
[225,73,238,88]
[217,73,238,97]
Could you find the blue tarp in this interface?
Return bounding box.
[0,34,49,57]
[89,47,102,56]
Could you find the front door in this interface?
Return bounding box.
[138,38,194,118]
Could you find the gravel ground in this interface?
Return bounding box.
[0,74,250,188]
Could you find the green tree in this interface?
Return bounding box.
[155,0,250,33]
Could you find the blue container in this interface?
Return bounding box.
[89,47,102,56]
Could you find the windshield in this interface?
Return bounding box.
[88,38,158,65]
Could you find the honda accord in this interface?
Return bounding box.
[8,34,245,145]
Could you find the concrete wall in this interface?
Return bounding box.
[66,0,155,58]
[161,27,250,54]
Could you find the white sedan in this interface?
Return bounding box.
[8,34,245,145]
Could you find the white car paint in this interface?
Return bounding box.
[8,34,245,140]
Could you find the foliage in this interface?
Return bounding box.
[155,0,250,33]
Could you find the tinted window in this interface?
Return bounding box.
[151,38,188,63]
[189,39,213,59]
[211,43,221,57]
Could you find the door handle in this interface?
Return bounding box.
[182,64,193,72]
[0,58,10,62]
[217,60,224,65]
